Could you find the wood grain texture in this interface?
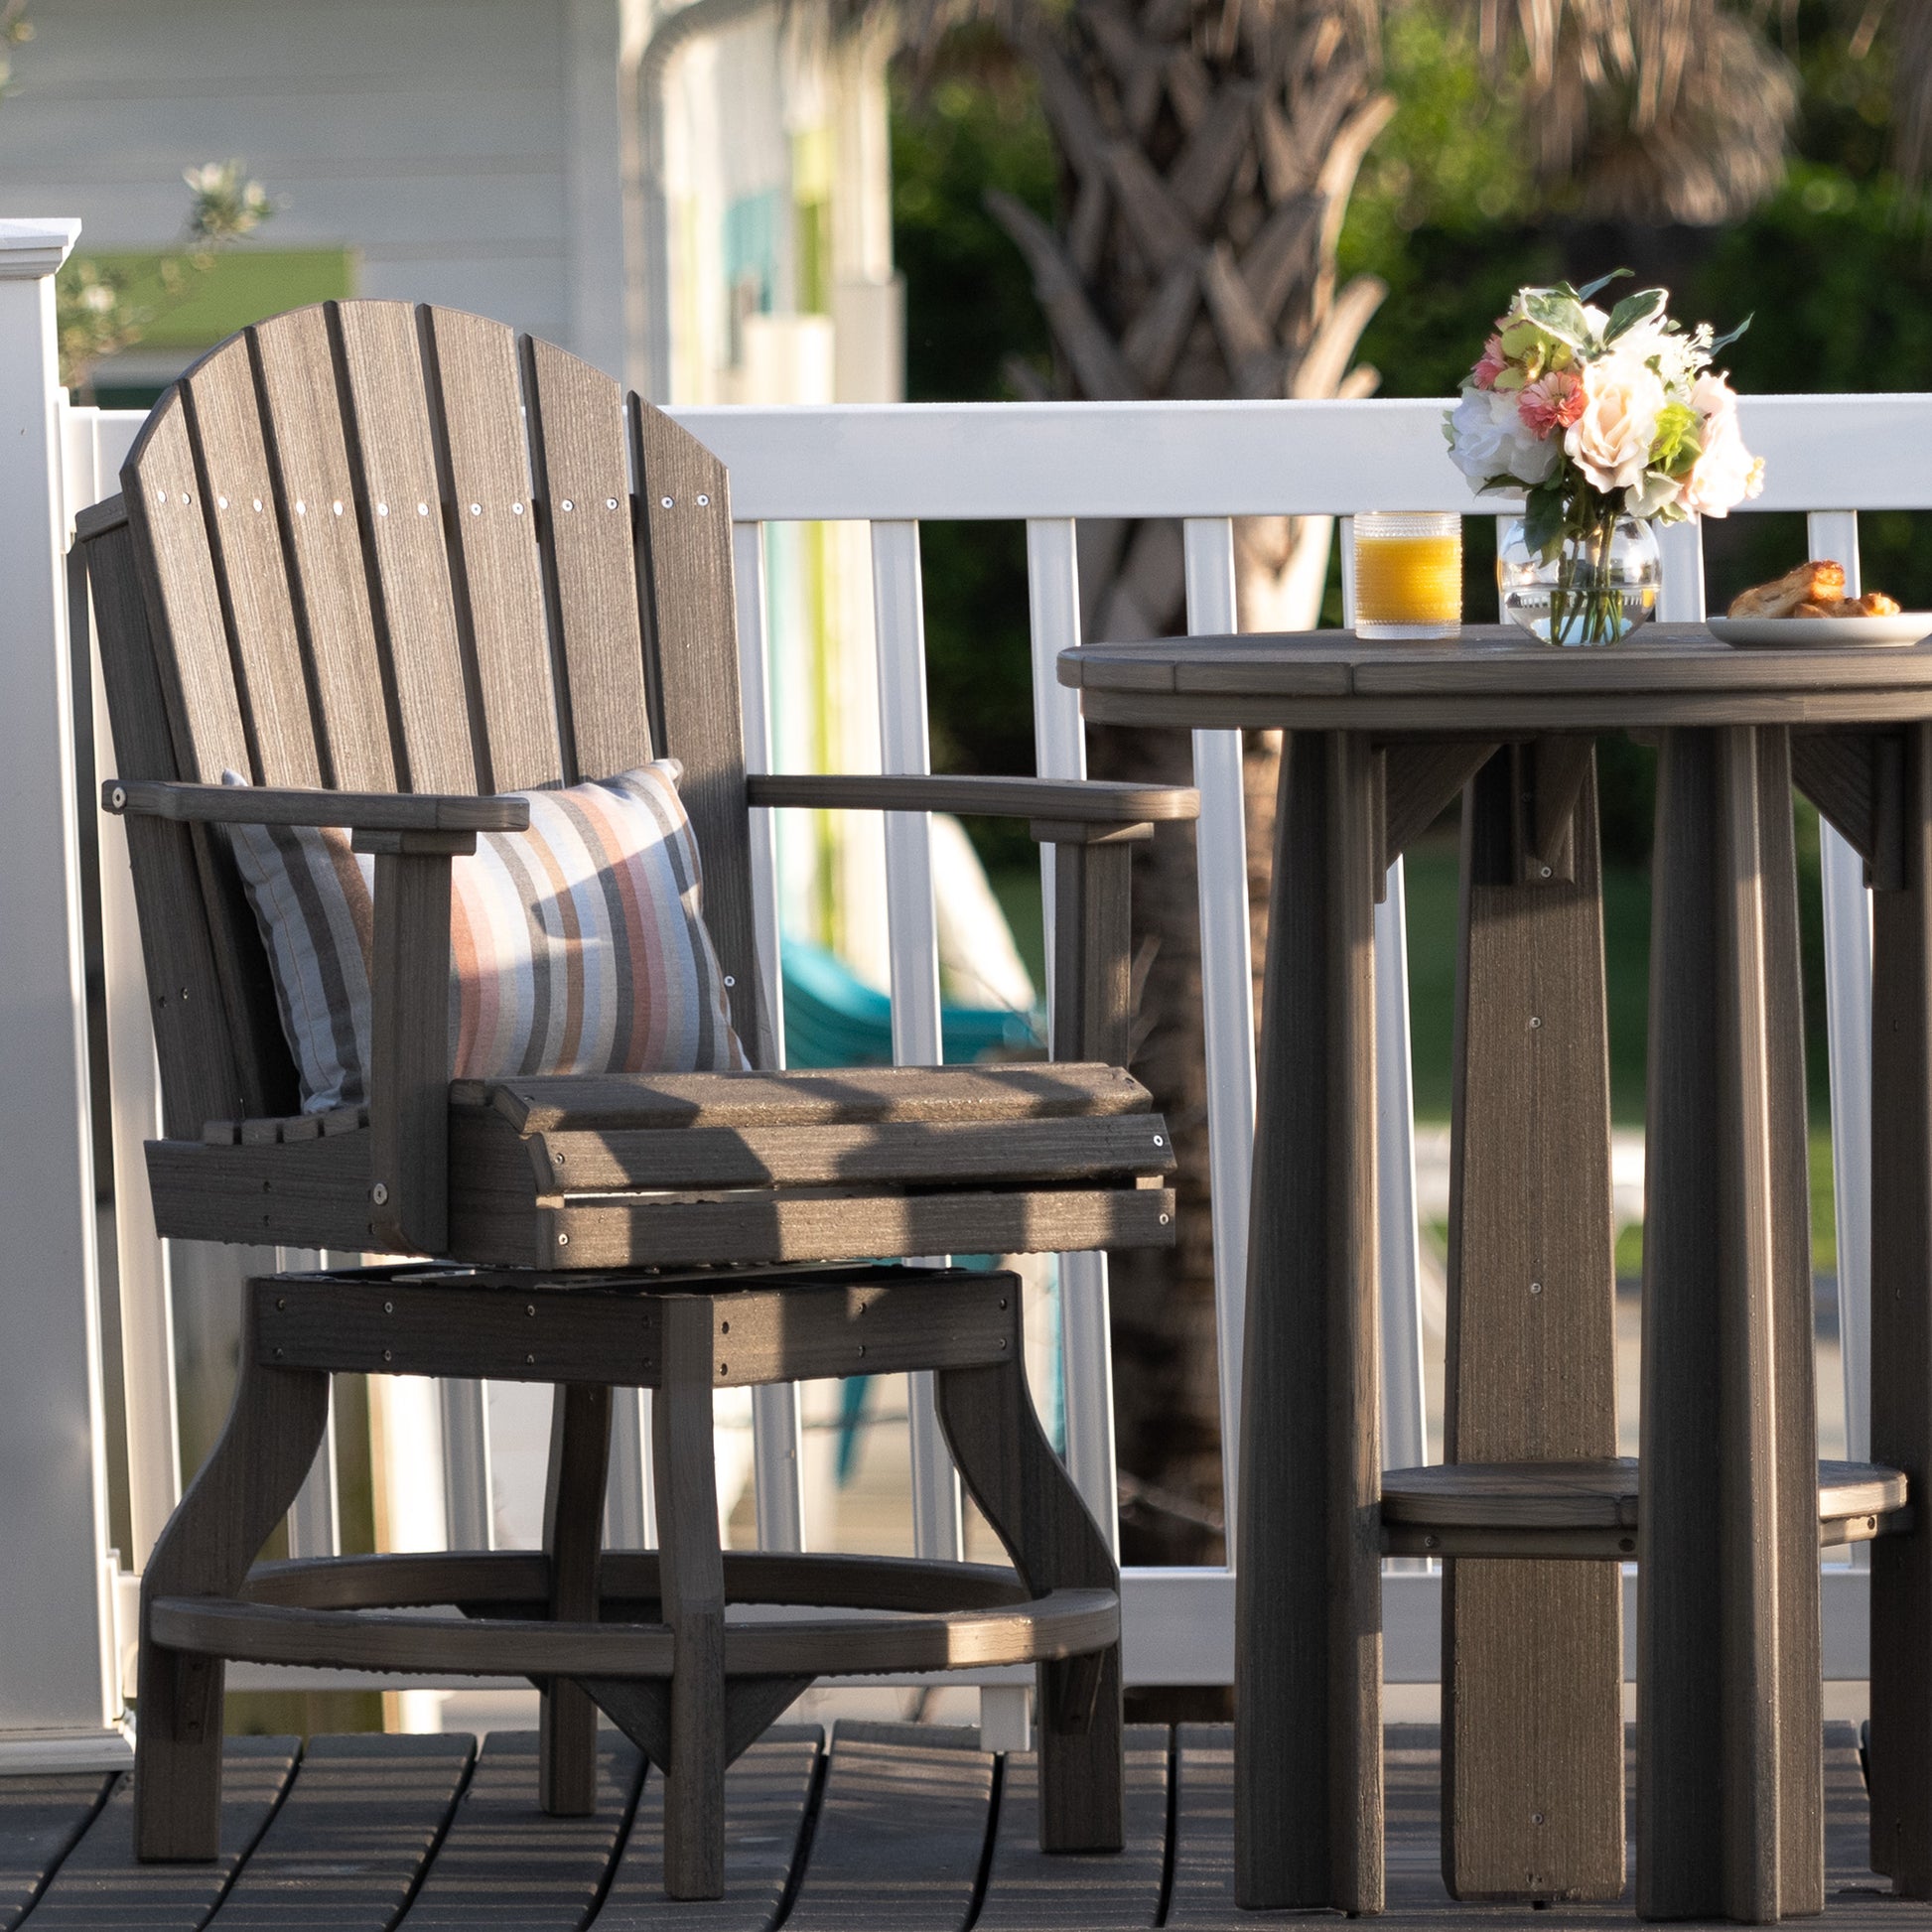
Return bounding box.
[1052,840,1135,1066]
[204,1734,473,1931]
[653,1298,727,1899]
[1234,730,1381,1912]
[1379,740,1497,875]
[531,1116,1173,1192]
[520,335,650,785]
[367,850,453,1254]
[938,1336,1123,1852]
[1638,726,1821,1921]
[391,1730,641,1929]
[465,1063,1152,1133]
[29,1739,295,1928]
[0,1771,112,1931]
[975,1725,1169,1931]
[594,1730,819,1930]
[748,772,1199,822]
[108,779,526,830]
[136,1289,330,1862]
[330,300,476,795]
[420,304,564,793]
[80,509,258,1132]
[1868,717,1932,1894]
[1442,747,1622,1902]
[147,1132,375,1251]
[540,1384,612,1817]
[248,305,396,792]
[514,1186,1176,1272]
[180,339,321,788]
[780,1724,993,1932]
[630,401,760,1059]
[1791,731,1886,872]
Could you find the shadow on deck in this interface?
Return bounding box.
[0,1722,1917,1929]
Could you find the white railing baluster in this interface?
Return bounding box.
[440,1380,494,1550]
[1026,517,1119,1552]
[69,407,185,1567]
[735,518,805,1552]
[1655,515,1707,622]
[1809,510,1873,1467]
[1180,517,1256,1546]
[871,517,963,1562]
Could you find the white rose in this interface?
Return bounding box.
[1565,350,1667,496]
[1448,386,1559,491]
[1681,373,1763,517]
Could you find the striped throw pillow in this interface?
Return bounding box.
[223,762,749,1114]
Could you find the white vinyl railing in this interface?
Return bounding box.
[0,220,1913,1761]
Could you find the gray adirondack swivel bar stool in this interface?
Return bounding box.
[75,299,1196,1898]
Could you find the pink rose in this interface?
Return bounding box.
[1470,335,1506,390]
[1518,369,1585,438]
[1681,372,1765,518]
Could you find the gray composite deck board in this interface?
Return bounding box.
[0,1772,113,1930]
[780,1723,993,1932]
[4,1720,1930,1927]
[974,1724,1169,1931]
[17,1737,296,1930]
[394,1731,641,1930]
[590,1727,819,1930]
[203,1733,474,1930]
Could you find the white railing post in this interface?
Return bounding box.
[0,216,129,1768]
[1180,518,1256,1547]
[1025,519,1120,1552]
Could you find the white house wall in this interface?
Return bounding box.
[0,0,638,370]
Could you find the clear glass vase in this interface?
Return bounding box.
[1497,514,1662,646]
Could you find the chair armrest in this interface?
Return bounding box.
[746,771,1198,828]
[103,778,530,835]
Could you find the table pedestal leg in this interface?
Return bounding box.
[1444,744,1623,1902]
[1867,719,1932,1893]
[1638,725,1821,1923]
[1235,729,1383,1913]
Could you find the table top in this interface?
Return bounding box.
[1058,622,1932,732]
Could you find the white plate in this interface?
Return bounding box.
[1709,613,1932,647]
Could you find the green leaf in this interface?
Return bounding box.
[1576,268,1633,302]
[1603,287,1668,344]
[1521,289,1593,351]
[1523,482,1567,562]
[1707,314,1753,356]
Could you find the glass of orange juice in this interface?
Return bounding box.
[1351,512,1462,639]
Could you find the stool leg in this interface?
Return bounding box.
[1638,726,1820,1922]
[937,1334,1124,1853]
[1443,745,1622,1903]
[1869,720,1932,1893]
[1235,729,1382,1913]
[653,1298,726,1900]
[136,1285,330,1861]
[540,1382,612,1815]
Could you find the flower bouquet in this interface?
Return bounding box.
[1445,273,1763,644]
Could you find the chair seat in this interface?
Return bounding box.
[149,1061,1178,1266]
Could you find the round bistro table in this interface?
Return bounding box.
[1059,623,1932,1923]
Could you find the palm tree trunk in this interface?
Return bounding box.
[988,0,1391,1565]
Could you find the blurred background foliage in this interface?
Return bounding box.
[893,0,1924,1140]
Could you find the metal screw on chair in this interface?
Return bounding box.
[661,495,674,509]
[110,786,125,810]
[276,1297,286,1311]
[553,1151,565,1164]
[370,1182,389,1205]
[384,1301,393,1314]
[1530,1281,1544,1297]
[527,1304,536,1316]
[382,1348,392,1363]
[557,1232,569,1246]
[697,493,710,506]
[525,1353,535,1365]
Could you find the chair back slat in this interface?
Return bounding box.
[180,345,323,787]
[81,506,285,1132]
[422,305,565,792]
[125,401,253,781]
[630,399,759,1058]
[251,306,396,790]
[94,299,764,1127]
[331,301,476,793]
[523,336,654,781]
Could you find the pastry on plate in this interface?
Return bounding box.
[1728,561,1847,619]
